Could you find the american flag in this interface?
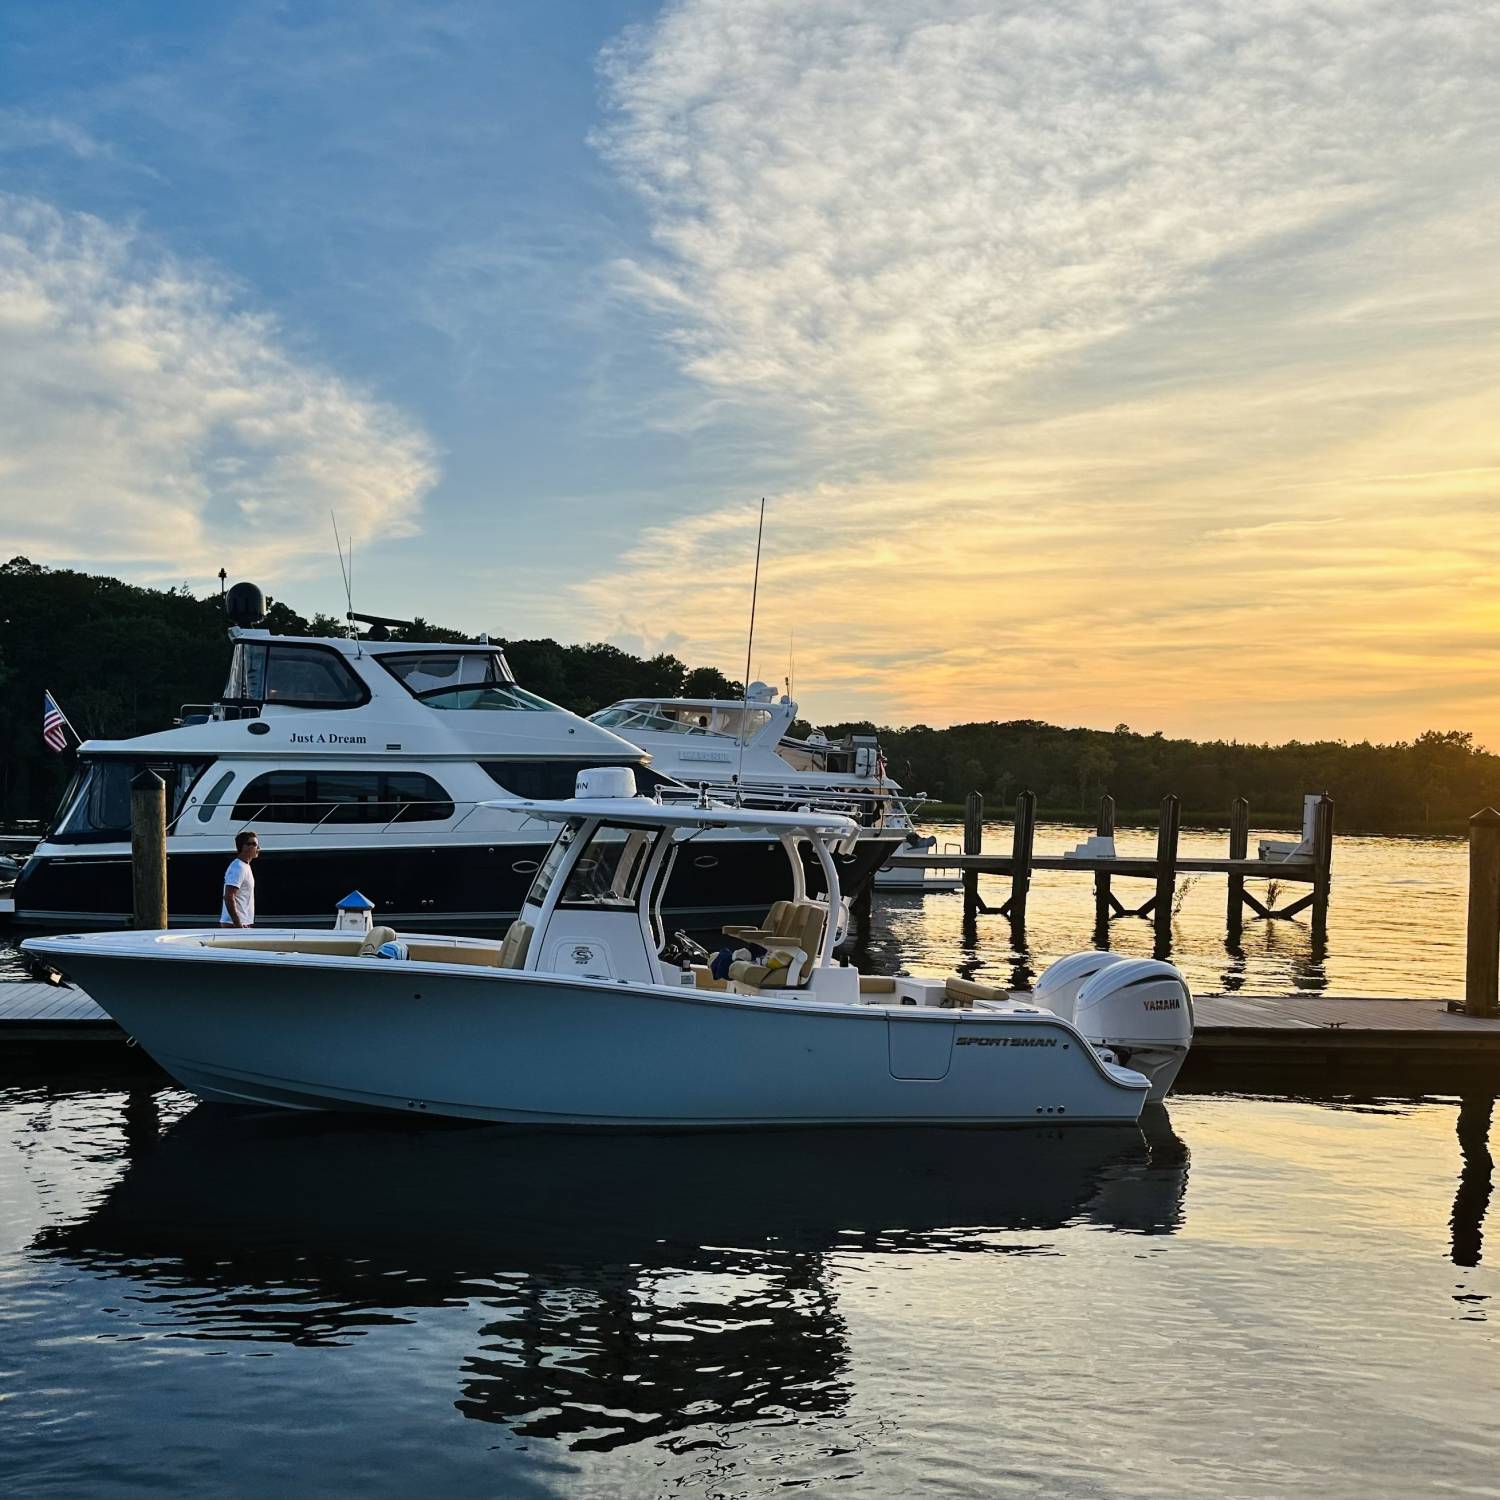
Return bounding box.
[43,691,68,753]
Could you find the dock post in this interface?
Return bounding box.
[1093,794,1116,932]
[1153,794,1181,953]
[1463,808,1500,1018]
[1311,792,1335,941]
[962,791,983,912]
[1001,790,1037,923]
[1227,797,1249,942]
[130,769,168,930]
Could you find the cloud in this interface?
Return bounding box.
[596,0,1498,443]
[581,0,1500,742]
[0,194,437,582]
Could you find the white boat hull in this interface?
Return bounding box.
[34,941,1152,1127]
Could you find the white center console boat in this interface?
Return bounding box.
[24,769,1193,1128]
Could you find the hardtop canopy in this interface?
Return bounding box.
[481,794,858,838]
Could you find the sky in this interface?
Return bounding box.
[1,0,1497,744]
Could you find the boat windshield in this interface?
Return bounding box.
[525,820,580,906]
[379,652,552,712]
[591,703,773,740]
[524,819,662,911]
[559,826,660,910]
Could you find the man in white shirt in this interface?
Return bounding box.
[221,830,260,927]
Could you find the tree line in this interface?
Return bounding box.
[2,556,1494,833]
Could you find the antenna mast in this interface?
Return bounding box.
[331,512,356,641]
[734,498,767,795]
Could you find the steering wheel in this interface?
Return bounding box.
[662,929,710,967]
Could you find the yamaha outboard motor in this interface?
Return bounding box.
[1072,958,1194,1101]
[1032,950,1125,1024]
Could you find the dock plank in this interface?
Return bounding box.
[0,981,117,1038]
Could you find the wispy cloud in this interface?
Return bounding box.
[596,0,1498,442]
[0,194,437,582]
[583,0,1500,741]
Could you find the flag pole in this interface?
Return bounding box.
[46,688,83,746]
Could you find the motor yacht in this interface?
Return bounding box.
[14,614,893,933]
[591,683,910,821]
[24,767,1193,1126]
[591,682,913,887]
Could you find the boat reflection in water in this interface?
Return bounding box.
[36,1106,1188,1452]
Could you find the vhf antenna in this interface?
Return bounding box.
[330,512,356,642]
[734,498,767,797]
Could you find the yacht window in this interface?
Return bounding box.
[560,826,660,910]
[52,762,133,840]
[590,705,708,735]
[224,643,366,708]
[380,652,548,712]
[481,760,674,800]
[195,770,237,824]
[382,773,457,822]
[590,703,772,739]
[51,760,208,842]
[232,770,312,822]
[231,771,455,823]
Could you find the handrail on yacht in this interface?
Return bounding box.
[153,790,919,840]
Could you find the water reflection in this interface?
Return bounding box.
[1452,1092,1495,1269]
[35,1104,1188,1452]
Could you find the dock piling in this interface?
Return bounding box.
[1152,794,1182,953]
[130,769,168,930]
[1093,794,1116,934]
[962,791,985,914]
[1462,808,1500,1018]
[1227,797,1249,942]
[1311,792,1335,939]
[999,790,1037,922]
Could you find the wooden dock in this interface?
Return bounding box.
[6,980,1500,1086]
[0,981,121,1043]
[885,791,1337,950]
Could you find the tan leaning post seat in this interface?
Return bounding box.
[722,900,793,944]
[727,900,827,992]
[944,976,1005,1007]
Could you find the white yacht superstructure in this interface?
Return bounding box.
[592,682,913,826]
[16,628,894,932]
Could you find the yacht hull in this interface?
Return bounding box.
[15,831,900,934]
[30,943,1150,1127]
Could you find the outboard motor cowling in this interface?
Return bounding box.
[1033,949,1127,1025]
[1073,958,1194,1102]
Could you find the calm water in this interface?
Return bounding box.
[860,821,1468,1000]
[2,1075,1499,1498]
[1,826,1490,1497]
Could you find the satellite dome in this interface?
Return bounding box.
[225,582,266,627]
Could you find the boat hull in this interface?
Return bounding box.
[34,944,1150,1128]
